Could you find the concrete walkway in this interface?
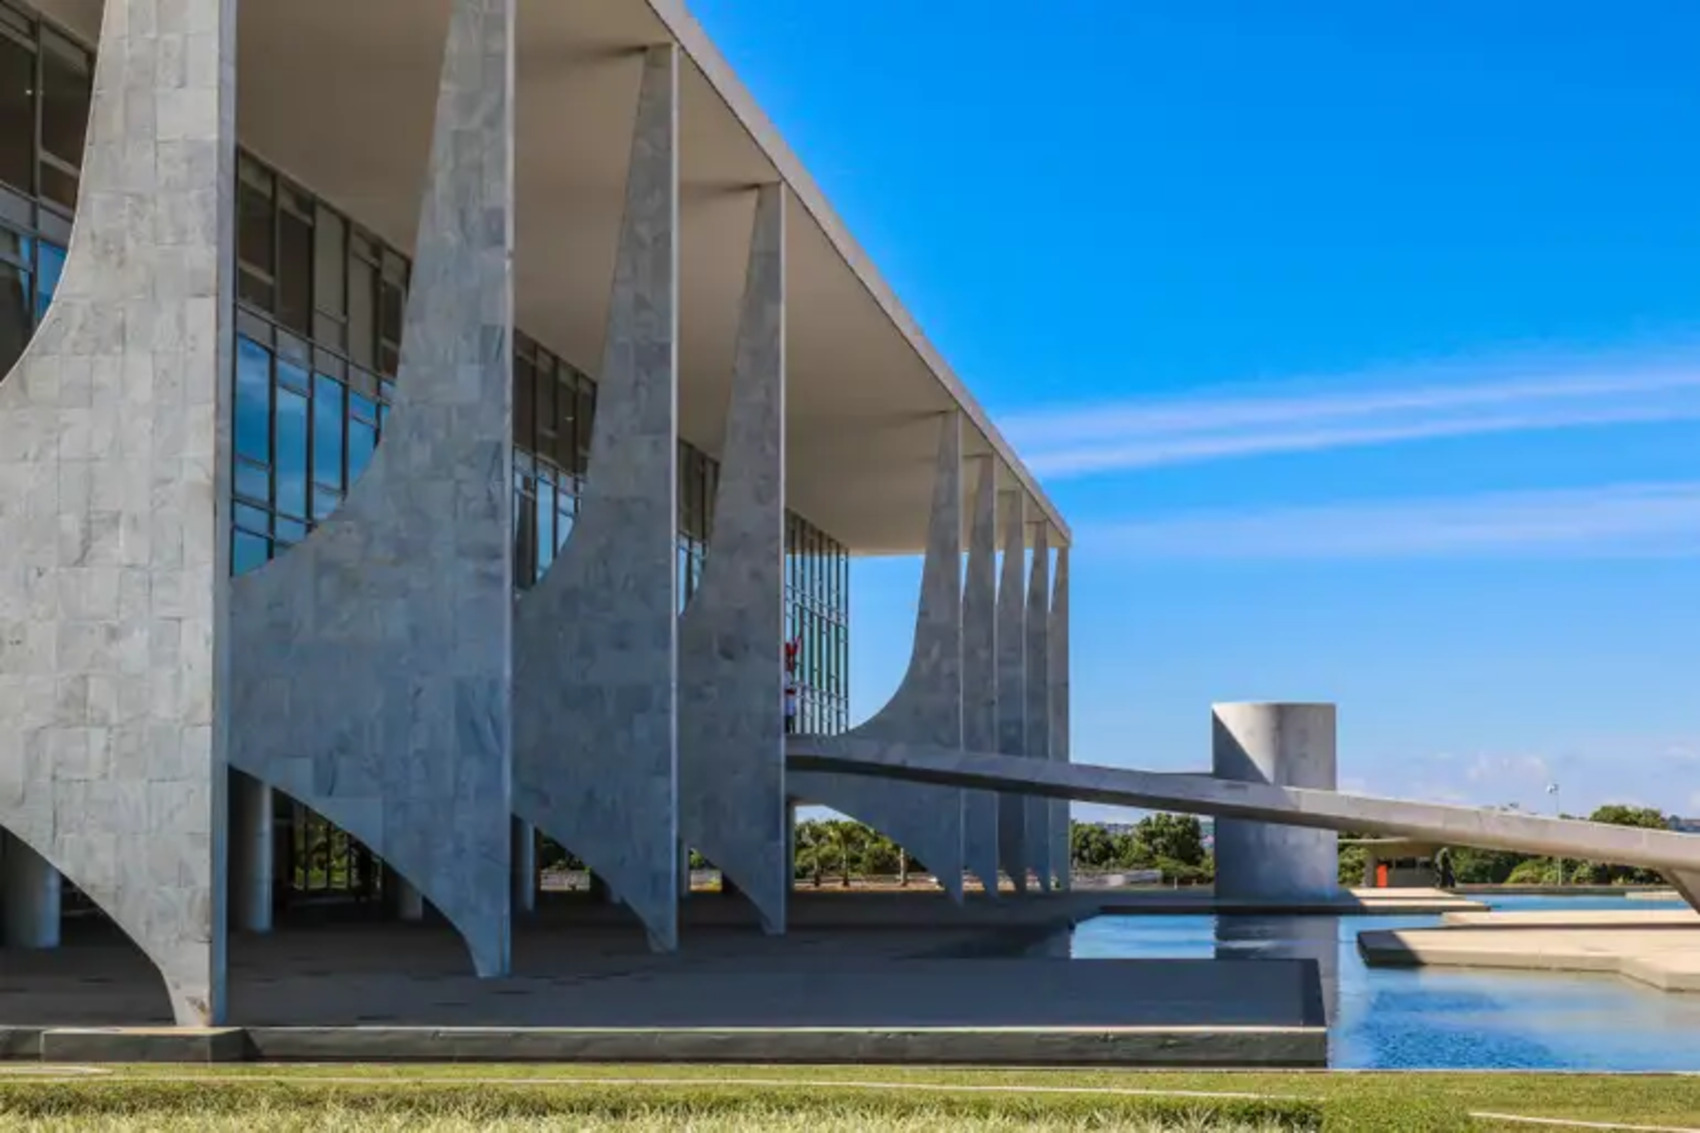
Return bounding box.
[1359,908,1700,992]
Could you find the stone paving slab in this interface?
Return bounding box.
[1359,919,1700,992]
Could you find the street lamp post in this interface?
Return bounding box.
[1547,783,1563,886]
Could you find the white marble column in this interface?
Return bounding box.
[1212,702,1339,901]
[1048,543,1072,891]
[1,831,61,950]
[228,771,274,934]
[960,457,1001,898]
[1024,523,1052,893]
[995,491,1028,893]
[678,185,788,934]
[789,414,967,901]
[513,45,682,952]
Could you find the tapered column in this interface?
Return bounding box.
[1212,703,1339,901]
[228,0,516,978]
[229,771,273,934]
[514,45,681,951]
[1664,870,1700,913]
[791,414,966,901]
[0,0,235,1022]
[679,185,788,934]
[1048,544,1071,891]
[1024,523,1052,892]
[512,818,536,915]
[995,491,1028,892]
[960,458,1001,898]
[1,832,61,950]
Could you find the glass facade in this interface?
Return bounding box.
[0,2,80,379]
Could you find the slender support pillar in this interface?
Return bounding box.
[678,185,788,934]
[229,772,274,935]
[514,45,681,952]
[390,870,426,923]
[0,0,235,1022]
[1666,870,1700,912]
[512,819,536,915]
[1,831,61,950]
[995,491,1028,893]
[227,0,516,978]
[1024,523,1052,893]
[961,458,1001,898]
[791,414,967,901]
[1212,703,1340,901]
[1048,544,1071,891]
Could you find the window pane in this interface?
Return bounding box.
[575,382,595,474]
[313,207,346,317]
[0,35,31,195]
[536,479,555,577]
[348,417,376,484]
[234,503,269,535]
[380,278,404,346]
[274,386,308,518]
[312,373,345,490]
[235,336,272,462]
[277,208,312,334]
[275,516,307,546]
[0,258,28,375]
[312,488,341,522]
[347,255,374,367]
[40,33,90,171]
[35,241,64,321]
[234,460,269,504]
[232,531,271,576]
[39,164,75,213]
[513,354,534,449]
[276,356,309,394]
[237,165,274,276]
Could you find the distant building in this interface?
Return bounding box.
[1670,817,1700,834]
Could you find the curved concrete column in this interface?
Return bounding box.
[1024,524,1051,893]
[1211,703,1339,901]
[0,0,234,1024]
[1048,544,1071,891]
[679,185,787,935]
[2,832,61,949]
[229,0,515,977]
[995,491,1028,893]
[791,414,966,901]
[513,45,680,952]
[960,457,1000,898]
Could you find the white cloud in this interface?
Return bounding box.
[1008,350,1700,479]
[1085,480,1700,560]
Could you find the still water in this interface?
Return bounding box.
[1064,896,1700,1070]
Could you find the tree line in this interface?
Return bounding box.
[534,802,1679,888]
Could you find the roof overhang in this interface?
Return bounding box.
[38,0,1068,553]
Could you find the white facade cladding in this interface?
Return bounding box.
[0,0,1073,1023]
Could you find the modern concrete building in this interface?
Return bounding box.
[0,0,1074,1024]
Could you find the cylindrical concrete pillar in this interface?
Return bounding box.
[229,771,274,934]
[1,831,62,949]
[1211,702,1339,902]
[385,866,425,922]
[511,818,537,914]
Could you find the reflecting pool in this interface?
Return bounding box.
[1063,896,1700,1070]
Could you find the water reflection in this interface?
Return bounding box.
[1215,915,1340,1026]
[1065,896,1700,1070]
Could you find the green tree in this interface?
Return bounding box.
[1136,813,1205,867]
[1572,805,1670,884]
[1070,822,1115,870]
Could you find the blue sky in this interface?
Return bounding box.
[690,0,1700,820]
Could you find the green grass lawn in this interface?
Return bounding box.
[1,1064,1696,1131]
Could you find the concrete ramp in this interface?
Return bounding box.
[786,737,1700,905]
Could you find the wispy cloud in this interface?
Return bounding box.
[1090,481,1700,559]
[1010,351,1700,478]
